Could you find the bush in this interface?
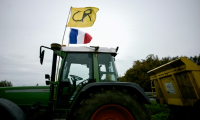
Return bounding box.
[145,100,170,120]
[151,112,169,120]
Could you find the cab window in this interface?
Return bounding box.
[61,53,93,84]
[98,54,118,81]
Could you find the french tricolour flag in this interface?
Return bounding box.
[69,28,92,44]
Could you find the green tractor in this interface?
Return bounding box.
[0,43,151,120]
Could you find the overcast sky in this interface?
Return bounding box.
[0,0,199,86]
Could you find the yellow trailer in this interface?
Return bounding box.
[148,57,200,119]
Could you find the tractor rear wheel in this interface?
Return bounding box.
[73,88,150,120]
[0,98,26,120]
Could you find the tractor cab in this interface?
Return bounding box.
[59,45,119,84]
[40,43,119,109]
[61,52,119,85]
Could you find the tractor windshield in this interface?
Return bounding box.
[61,53,93,84]
[98,53,119,82]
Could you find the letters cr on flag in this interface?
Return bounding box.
[69,28,92,44]
[67,7,99,27]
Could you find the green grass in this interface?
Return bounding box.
[145,100,170,120]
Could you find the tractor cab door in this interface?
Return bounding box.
[98,53,119,82]
[56,53,93,108]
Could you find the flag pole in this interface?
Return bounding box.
[56,6,72,82]
[61,6,72,45]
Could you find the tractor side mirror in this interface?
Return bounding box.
[45,74,50,80]
[40,50,45,65]
[46,81,50,85]
[45,74,50,85]
[39,45,52,65]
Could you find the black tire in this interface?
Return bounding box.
[190,100,200,120]
[167,105,191,120]
[73,88,150,120]
[0,98,26,120]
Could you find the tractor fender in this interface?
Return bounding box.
[68,82,151,118]
[0,98,26,120]
[82,82,150,103]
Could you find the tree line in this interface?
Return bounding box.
[119,54,200,91]
[0,80,12,87]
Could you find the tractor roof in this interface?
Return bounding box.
[61,46,117,54]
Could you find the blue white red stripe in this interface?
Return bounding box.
[69,28,92,44]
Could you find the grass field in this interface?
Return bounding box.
[145,101,170,120]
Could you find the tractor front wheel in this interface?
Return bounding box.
[73,88,150,120]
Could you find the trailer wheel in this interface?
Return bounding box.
[191,100,200,120]
[73,88,150,120]
[0,98,26,120]
[167,105,191,120]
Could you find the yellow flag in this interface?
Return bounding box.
[67,7,99,27]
